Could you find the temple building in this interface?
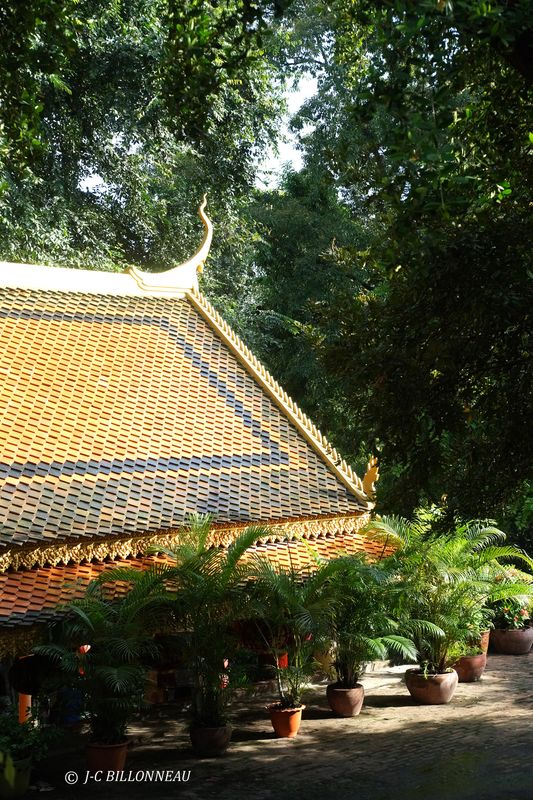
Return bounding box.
[0,200,380,660]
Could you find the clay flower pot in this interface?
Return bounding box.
[86,741,128,771]
[453,653,487,682]
[267,704,305,738]
[490,626,533,655]
[479,630,490,655]
[326,683,364,717]
[404,668,458,704]
[189,725,232,757]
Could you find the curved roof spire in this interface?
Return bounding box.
[128,195,213,293]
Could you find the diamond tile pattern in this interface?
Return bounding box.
[0,289,363,550]
[0,556,159,628]
[0,533,391,627]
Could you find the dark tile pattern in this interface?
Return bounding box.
[0,289,363,549]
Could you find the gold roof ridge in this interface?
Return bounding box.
[186,286,372,507]
[0,197,212,298]
[128,195,212,293]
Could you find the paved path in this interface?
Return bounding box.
[44,653,533,800]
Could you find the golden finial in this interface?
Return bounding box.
[128,195,213,293]
[362,455,379,499]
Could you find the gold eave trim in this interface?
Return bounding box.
[186,287,372,506]
[0,513,370,573]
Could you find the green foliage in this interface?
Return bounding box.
[102,514,266,727]
[0,709,58,763]
[372,513,533,672]
[502,481,533,553]
[162,0,286,143]
[325,212,532,519]
[331,0,533,215]
[328,556,417,687]
[491,597,531,630]
[35,578,160,744]
[250,557,339,707]
[0,0,285,271]
[0,0,79,169]
[160,518,264,727]
[235,0,533,525]
[489,564,533,629]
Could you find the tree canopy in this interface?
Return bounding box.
[1,0,532,543]
[0,0,285,269]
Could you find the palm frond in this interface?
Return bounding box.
[380,635,418,662]
[222,525,268,578]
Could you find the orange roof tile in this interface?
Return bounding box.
[0,243,376,631]
[0,531,391,628]
[0,272,367,553]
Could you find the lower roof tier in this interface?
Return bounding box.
[0,529,391,629]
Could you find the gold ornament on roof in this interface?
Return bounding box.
[0,513,371,573]
[128,195,213,292]
[362,455,379,499]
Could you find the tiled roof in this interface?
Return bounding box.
[248,531,390,571]
[0,262,369,560]
[0,531,389,628]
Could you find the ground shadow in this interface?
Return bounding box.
[43,711,533,800]
[230,728,274,743]
[298,705,334,720]
[42,655,533,800]
[363,693,417,708]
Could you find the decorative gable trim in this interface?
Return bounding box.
[187,286,372,507]
[0,512,370,573]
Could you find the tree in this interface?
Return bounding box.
[261,0,533,524]
[0,0,79,169]
[201,165,382,483]
[0,0,286,271]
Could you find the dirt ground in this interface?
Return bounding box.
[41,652,533,800]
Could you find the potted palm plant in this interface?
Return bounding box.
[449,605,494,682]
[172,525,262,757]
[35,574,160,771]
[99,514,267,757]
[250,558,338,737]
[326,556,417,717]
[367,514,533,703]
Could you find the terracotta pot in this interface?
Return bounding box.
[405,669,458,704]
[0,755,31,799]
[189,725,232,757]
[267,704,305,738]
[326,683,364,717]
[479,630,490,655]
[490,626,533,655]
[453,653,487,682]
[86,741,128,771]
